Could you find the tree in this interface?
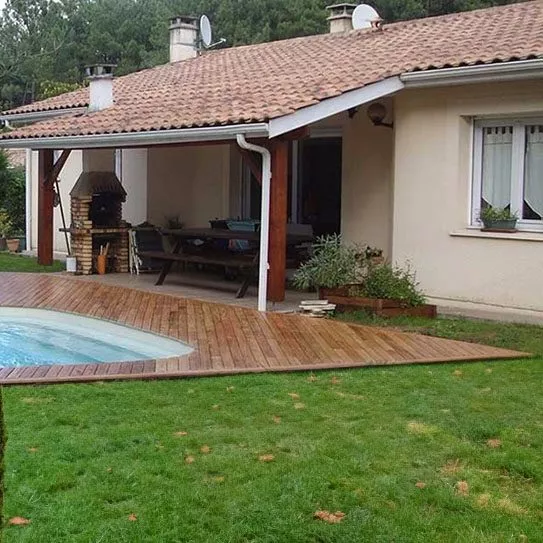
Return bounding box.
[0,0,526,111]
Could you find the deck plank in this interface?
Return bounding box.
[0,273,528,385]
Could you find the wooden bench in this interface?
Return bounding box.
[138,227,313,299]
[138,249,258,298]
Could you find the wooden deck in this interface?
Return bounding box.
[0,273,528,385]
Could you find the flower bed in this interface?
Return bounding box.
[325,294,437,318]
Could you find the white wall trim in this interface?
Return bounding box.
[268,77,404,138]
[401,59,543,88]
[0,107,87,124]
[450,229,543,242]
[471,121,483,225]
[0,123,270,149]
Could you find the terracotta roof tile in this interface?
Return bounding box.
[2,1,542,140]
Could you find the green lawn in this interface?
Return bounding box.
[0,252,64,273]
[2,317,542,542]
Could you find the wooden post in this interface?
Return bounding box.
[37,149,55,266]
[268,140,289,302]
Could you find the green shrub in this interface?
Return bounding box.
[0,209,12,238]
[292,234,360,290]
[0,150,25,234]
[359,263,426,307]
[4,167,25,234]
[293,236,427,305]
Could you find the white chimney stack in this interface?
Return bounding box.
[85,64,115,112]
[169,16,199,63]
[326,3,357,33]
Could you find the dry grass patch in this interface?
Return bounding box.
[440,459,464,475]
[496,498,528,516]
[407,421,438,435]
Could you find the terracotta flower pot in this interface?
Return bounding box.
[6,238,20,253]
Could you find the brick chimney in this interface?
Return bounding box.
[85,64,115,112]
[169,16,199,62]
[326,3,357,33]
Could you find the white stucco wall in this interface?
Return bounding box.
[120,149,148,226]
[82,149,114,172]
[393,80,543,312]
[146,145,232,227]
[341,101,394,256]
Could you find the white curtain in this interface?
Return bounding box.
[481,126,513,209]
[524,125,543,219]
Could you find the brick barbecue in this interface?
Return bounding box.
[63,171,129,275]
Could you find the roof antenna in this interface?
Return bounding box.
[199,15,226,51]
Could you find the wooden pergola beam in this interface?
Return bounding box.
[238,147,262,185]
[43,149,72,186]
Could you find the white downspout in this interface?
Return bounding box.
[236,134,271,312]
[25,149,33,252]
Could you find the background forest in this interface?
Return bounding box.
[0,0,527,111]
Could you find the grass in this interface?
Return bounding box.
[0,252,64,273]
[2,314,542,542]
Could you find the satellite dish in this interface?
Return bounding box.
[352,4,382,30]
[200,15,212,48]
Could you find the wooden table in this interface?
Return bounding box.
[139,227,313,298]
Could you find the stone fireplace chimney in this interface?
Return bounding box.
[85,64,115,112]
[326,3,357,33]
[169,16,199,62]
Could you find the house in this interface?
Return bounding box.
[1,2,542,315]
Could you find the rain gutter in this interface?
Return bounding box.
[401,59,543,88]
[0,107,88,124]
[0,123,270,149]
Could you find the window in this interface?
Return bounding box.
[472,119,543,231]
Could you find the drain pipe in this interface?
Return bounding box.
[25,149,33,252]
[236,134,271,312]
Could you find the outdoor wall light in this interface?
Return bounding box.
[367,102,393,129]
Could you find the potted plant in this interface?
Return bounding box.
[11,231,25,252]
[292,234,361,297]
[293,235,436,318]
[479,206,518,232]
[325,263,437,318]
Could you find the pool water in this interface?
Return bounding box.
[0,308,192,367]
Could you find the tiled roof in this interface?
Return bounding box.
[1,0,542,140]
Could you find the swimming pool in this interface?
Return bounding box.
[0,308,192,367]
